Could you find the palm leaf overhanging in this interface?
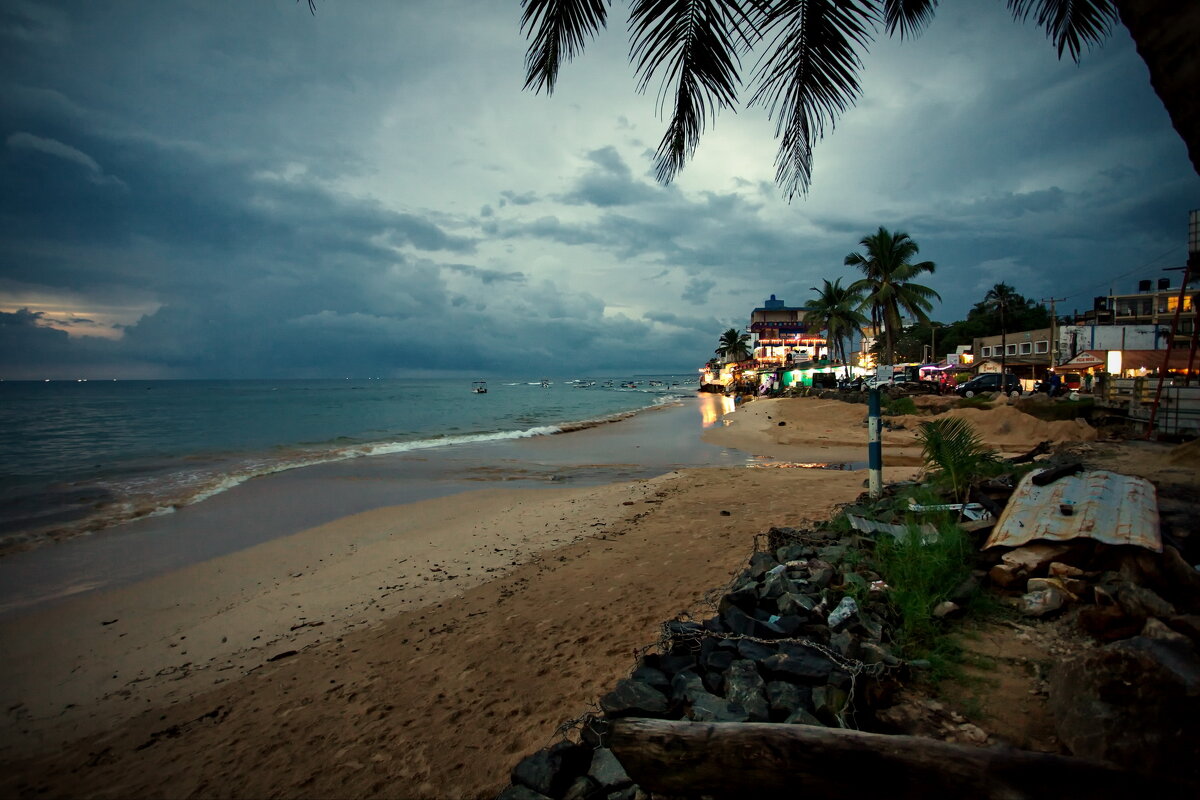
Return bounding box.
[519,0,1120,199]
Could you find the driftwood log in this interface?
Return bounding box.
[608,718,1193,799]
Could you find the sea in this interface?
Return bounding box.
[0,376,746,613]
[0,376,711,550]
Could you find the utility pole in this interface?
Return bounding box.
[1042,296,1065,369]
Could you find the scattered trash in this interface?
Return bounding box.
[907,500,992,521]
[846,514,938,542]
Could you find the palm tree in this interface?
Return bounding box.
[845,227,940,367]
[513,1,1198,197]
[984,282,1018,380]
[715,327,751,363]
[803,278,868,379]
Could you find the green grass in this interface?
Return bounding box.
[955,396,992,410]
[873,521,975,656]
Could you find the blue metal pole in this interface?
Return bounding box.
[868,388,882,498]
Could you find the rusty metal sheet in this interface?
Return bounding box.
[985,469,1161,552]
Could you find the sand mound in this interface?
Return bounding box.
[1168,437,1200,467]
[895,404,1097,451]
[911,395,960,412]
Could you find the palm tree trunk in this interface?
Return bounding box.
[1115,0,1200,176]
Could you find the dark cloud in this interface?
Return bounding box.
[559,146,663,207]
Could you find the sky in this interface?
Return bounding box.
[1,0,1197,379]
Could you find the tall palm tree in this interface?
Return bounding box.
[514,1,1198,197]
[984,282,1018,379]
[715,327,751,363]
[845,227,940,367]
[803,278,868,379]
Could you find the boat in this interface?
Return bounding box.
[540,379,551,388]
[471,381,488,394]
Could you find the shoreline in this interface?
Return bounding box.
[0,395,740,619]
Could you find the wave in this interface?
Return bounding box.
[0,395,688,556]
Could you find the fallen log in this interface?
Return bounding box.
[608,718,1193,799]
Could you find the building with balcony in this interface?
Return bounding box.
[1074,276,1196,346]
[749,294,825,367]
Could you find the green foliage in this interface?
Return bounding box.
[1018,397,1096,421]
[874,522,974,654]
[915,418,998,502]
[845,227,940,366]
[955,395,992,410]
[804,278,867,377]
[882,395,917,416]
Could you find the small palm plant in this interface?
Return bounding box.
[915,418,997,503]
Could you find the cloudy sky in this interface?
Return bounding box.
[2,0,1197,379]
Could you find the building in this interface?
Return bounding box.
[1075,276,1196,347]
[749,294,825,367]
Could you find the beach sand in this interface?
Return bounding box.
[0,395,1103,798]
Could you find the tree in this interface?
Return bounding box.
[844,227,940,367]
[514,1,1199,198]
[803,278,867,378]
[983,282,1018,378]
[715,327,751,363]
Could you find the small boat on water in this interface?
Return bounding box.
[471,381,488,394]
[540,379,551,388]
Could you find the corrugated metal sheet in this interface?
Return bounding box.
[985,469,1161,552]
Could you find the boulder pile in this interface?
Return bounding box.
[497,527,904,800]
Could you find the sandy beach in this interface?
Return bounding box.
[0,395,1106,799]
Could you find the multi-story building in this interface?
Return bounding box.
[1075,276,1196,346]
[749,294,825,367]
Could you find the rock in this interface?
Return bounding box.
[720,605,759,637]
[1019,586,1065,617]
[663,620,704,640]
[658,653,697,676]
[1027,577,1078,601]
[1049,561,1085,578]
[777,592,815,617]
[988,563,1020,588]
[599,679,669,718]
[776,543,807,563]
[771,615,806,636]
[497,784,552,800]
[932,601,960,618]
[1116,582,1177,619]
[1163,615,1200,644]
[511,741,590,798]
[858,641,899,666]
[828,631,859,659]
[784,706,825,726]
[704,648,735,675]
[587,748,632,791]
[747,551,777,580]
[736,639,777,662]
[629,666,669,692]
[811,685,849,726]
[723,660,770,722]
[1141,617,1193,646]
[948,575,980,604]
[605,786,638,800]
[563,776,598,800]
[761,650,833,683]
[765,680,810,719]
[808,559,835,588]
[1001,542,1073,574]
[670,670,707,704]
[759,570,790,600]
[1050,636,1200,781]
[687,691,750,723]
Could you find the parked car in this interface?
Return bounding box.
[955,373,1022,399]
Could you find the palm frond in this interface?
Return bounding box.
[747,0,878,199]
[916,417,997,501]
[522,0,611,95]
[883,0,938,39]
[1007,0,1117,62]
[629,0,759,184]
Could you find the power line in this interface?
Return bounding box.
[1058,244,1183,303]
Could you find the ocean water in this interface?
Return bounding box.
[0,376,696,552]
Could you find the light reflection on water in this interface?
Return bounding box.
[698,393,737,427]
